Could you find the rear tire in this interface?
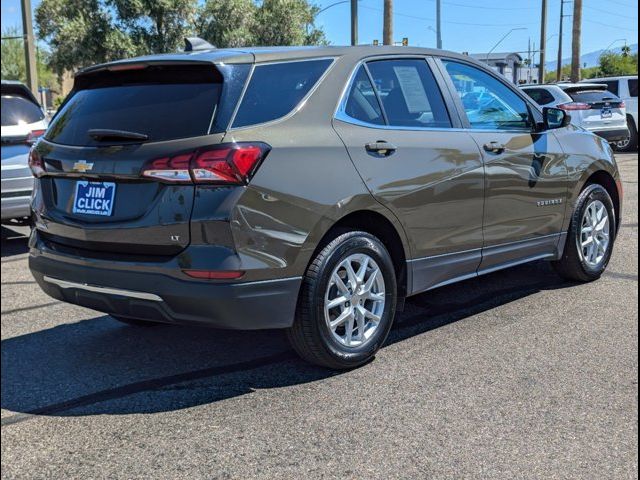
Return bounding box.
[111,315,161,327]
[552,184,616,282]
[287,231,397,370]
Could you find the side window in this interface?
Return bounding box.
[605,81,619,96]
[443,60,532,131]
[343,66,385,125]
[628,79,638,98]
[366,59,452,128]
[232,59,333,128]
[524,88,555,106]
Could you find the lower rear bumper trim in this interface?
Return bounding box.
[43,276,163,302]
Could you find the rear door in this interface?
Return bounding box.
[438,59,568,271]
[32,63,240,255]
[333,57,486,293]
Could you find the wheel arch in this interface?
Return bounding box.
[311,210,410,299]
[583,170,622,233]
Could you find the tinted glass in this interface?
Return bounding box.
[524,88,555,106]
[628,79,638,97]
[1,95,44,126]
[568,90,621,103]
[596,81,619,96]
[444,61,531,131]
[233,59,333,128]
[47,65,222,146]
[343,66,384,125]
[367,59,451,128]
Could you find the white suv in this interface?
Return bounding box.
[583,76,638,151]
[521,83,629,145]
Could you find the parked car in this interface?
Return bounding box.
[1,81,47,223]
[522,83,629,145]
[29,44,622,369]
[583,75,638,151]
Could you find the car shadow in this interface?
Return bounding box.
[1,226,30,257]
[1,260,577,423]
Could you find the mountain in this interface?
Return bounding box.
[545,43,638,71]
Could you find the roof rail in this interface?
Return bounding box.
[184,37,216,52]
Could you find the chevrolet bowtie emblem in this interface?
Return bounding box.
[72,160,94,173]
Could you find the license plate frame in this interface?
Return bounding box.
[72,181,116,216]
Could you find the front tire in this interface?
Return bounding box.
[553,184,616,282]
[287,231,397,369]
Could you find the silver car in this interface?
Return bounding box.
[1,81,47,223]
[521,83,629,144]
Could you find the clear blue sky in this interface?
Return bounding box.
[1,0,638,58]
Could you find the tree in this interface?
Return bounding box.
[109,0,198,54]
[598,51,638,76]
[35,0,136,75]
[253,0,326,46]
[196,0,256,48]
[1,26,57,89]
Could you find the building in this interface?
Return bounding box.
[470,52,539,85]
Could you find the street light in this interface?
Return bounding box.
[316,0,360,16]
[604,38,627,51]
[486,27,528,63]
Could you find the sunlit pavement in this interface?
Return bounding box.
[1,154,637,479]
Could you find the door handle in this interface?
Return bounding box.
[365,141,397,156]
[483,141,506,154]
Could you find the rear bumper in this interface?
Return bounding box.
[29,232,301,330]
[1,172,33,220]
[592,127,630,142]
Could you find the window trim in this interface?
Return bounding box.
[433,56,544,133]
[227,57,337,132]
[334,55,462,131]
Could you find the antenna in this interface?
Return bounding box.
[184,37,216,52]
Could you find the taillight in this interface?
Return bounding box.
[619,101,625,109]
[28,148,45,177]
[26,129,46,146]
[141,143,270,185]
[558,102,591,111]
[182,270,245,280]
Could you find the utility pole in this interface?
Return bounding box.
[20,0,38,95]
[570,0,582,82]
[350,0,358,46]
[538,0,548,84]
[383,0,393,45]
[436,0,442,49]
[556,0,567,82]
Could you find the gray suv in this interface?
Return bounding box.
[29,45,622,369]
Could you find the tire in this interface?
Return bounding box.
[614,117,638,152]
[287,231,397,370]
[111,315,161,327]
[552,184,616,282]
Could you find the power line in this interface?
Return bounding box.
[360,5,536,27]
[584,5,638,19]
[583,18,638,32]
[441,0,536,11]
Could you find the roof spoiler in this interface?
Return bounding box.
[184,37,216,52]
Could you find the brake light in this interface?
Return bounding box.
[26,129,46,146]
[558,102,590,111]
[619,101,625,109]
[28,148,45,177]
[141,143,270,185]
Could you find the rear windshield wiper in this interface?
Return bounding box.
[87,129,149,142]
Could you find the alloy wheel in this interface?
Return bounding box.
[579,199,611,267]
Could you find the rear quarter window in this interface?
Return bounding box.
[629,79,638,97]
[1,95,44,126]
[523,88,555,106]
[232,59,333,129]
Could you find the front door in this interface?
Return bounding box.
[333,58,486,294]
[439,59,568,272]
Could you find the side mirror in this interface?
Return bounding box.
[543,107,571,130]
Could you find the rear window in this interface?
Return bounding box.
[629,79,638,97]
[568,90,620,103]
[46,65,222,146]
[1,95,44,126]
[232,59,333,128]
[524,88,555,106]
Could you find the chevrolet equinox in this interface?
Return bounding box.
[29,44,622,369]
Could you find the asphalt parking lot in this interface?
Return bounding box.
[1,153,637,479]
